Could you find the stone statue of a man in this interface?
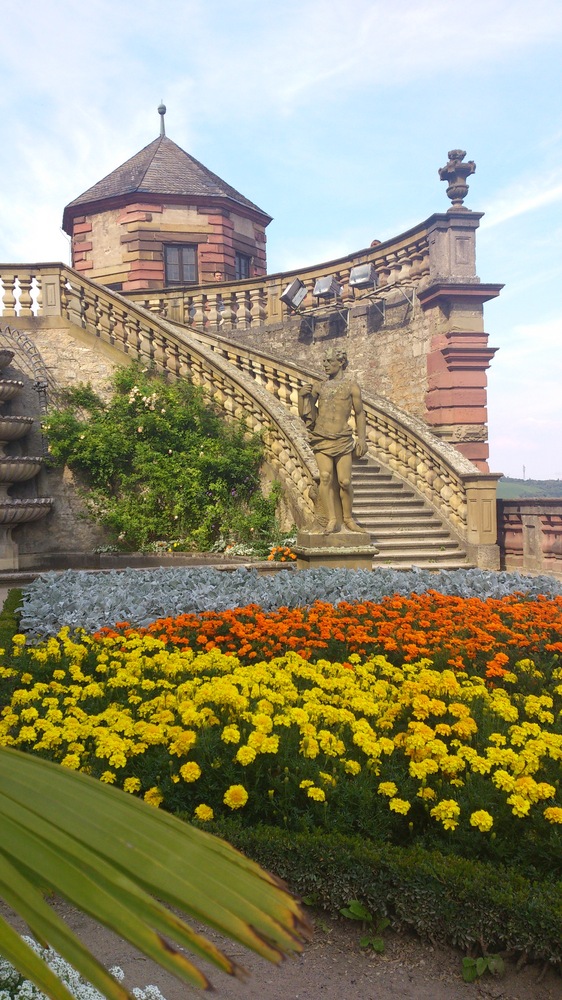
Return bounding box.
[298,349,367,533]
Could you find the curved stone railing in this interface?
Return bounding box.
[0,264,317,523]
[122,219,431,333]
[177,326,499,552]
[0,262,499,558]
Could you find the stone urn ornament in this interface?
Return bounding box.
[438,150,476,210]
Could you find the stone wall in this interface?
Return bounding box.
[2,319,125,558]
[498,499,562,578]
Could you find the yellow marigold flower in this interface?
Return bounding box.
[417,787,436,800]
[544,807,562,824]
[179,761,202,783]
[12,634,26,646]
[470,810,494,832]
[306,786,326,802]
[194,804,214,822]
[506,793,531,818]
[430,799,460,831]
[343,759,361,775]
[60,753,80,769]
[389,797,411,814]
[123,777,142,793]
[300,736,319,759]
[299,779,314,788]
[221,725,241,744]
[235,745,257,766]
[378,782,398,798]
[100,771,116,784]
[144,786,164,807]
[409,759,439,779]
[223,784,248,809]
[20,673,32,684]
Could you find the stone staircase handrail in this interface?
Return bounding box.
[166,324,499,546]
[0,263,318,522]
[0,262,499,553]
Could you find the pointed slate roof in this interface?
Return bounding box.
[62,135,272,232]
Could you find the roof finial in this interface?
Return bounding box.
[158,101,166,137]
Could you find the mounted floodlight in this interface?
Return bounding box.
[313,275,342,299]
[280,278,307,311]
[349,263,378,289]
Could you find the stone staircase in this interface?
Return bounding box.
[352,458,473,569]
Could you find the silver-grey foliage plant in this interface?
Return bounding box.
[18,567,562,638]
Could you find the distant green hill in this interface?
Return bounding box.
[497,478,562,499]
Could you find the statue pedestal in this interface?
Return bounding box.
[295,529,376,571]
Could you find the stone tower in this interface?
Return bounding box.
[62,106,272,291]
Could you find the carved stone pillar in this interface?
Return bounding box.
[419,282,502,471]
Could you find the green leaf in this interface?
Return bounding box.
[0,747,310,999]
[476,956,487,976]
[461,957,478,982]
[341,900,371,921]
[487,955,505,975]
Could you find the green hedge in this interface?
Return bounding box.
[208,822,562,966]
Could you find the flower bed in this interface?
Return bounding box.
[2,592,562,878]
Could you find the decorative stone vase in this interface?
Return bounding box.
[0,349,53,569]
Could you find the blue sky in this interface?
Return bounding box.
[1,0,561,478]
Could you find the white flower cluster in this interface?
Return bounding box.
[0,938,168,1000]
[127,385,163,413]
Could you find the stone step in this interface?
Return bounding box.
[363,524,450,539]
[349,459,470,570]
[372,557,475,570]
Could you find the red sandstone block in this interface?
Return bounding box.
[456,442,489,469]
[426,407,488,423]
[127,268,165,282]
[426,388,486,408]
[72,240,93,253]
[208,216,234,227]
[73,259,94,271]
[118,211,153,224]
[73,215,86,224]
[427,353,449,376]
[73,222,93,234]
[126,203,163,214]
[428,371,487,390]
[124,278,163,290]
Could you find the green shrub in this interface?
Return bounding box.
[43,366,279,551]
[209,822,562,967]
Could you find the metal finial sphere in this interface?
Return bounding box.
[158,103,166,137]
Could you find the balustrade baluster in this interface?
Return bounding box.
[17,275,33,316]
[1,275,17,316]
[152,334,167,374]
[206,293,221,333]
[239,291,251,329]
[249,287,263,326]
[190,293,206,329]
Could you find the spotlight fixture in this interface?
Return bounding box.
[280,278,307,311]
[313,276,342,299]
[349,263,378,289]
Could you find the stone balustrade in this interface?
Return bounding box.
[183,328,500,558]
[0,264,317,524]
[122,223,431,333]
[0,261,499,562]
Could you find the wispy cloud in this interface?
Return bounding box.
[482,173,562,228]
